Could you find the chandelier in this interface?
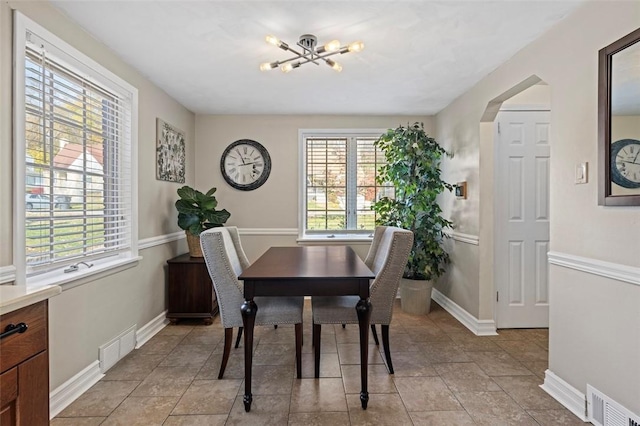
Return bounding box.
[259,34,364,73]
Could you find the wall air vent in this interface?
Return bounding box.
[587,385,640,426]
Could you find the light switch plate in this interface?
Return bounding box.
[575,162,588,184]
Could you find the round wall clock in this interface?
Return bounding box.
[220,139,271,191]
[611,138,640,189]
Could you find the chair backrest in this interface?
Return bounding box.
[367,226,413,324]
[200,226,249,328]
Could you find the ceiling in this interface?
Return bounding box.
[50,1,585,116]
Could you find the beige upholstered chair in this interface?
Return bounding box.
[312,226,413,376]
[200,227,304,379]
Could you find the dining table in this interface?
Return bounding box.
[238,245,375,412]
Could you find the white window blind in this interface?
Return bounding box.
[302,132,393,236]
[19,23,135,277]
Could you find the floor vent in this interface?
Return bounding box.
[587,385,640,426]
[99,325,137,373]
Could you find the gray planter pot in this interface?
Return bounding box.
[399,278,433,315]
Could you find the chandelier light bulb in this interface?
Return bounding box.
[265,35,280,46]
[348,41,365,53]
[324,39,341,52]
[281,63,294,73]
[332,62,343,72]
[259,62,276,71]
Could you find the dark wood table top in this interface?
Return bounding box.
[239,246,374,281]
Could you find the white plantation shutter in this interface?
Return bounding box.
[20,23,135,276]
[303,132,393,235]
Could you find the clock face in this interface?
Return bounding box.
[220,139,271,191]
[611,139,640,189]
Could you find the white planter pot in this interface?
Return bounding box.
[399,278,433,315]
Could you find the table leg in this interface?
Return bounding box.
[241,298,257,412]
[356,298,372,409]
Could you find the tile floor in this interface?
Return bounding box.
[52,300,584,425]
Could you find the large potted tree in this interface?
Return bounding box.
[175,186,231,257]
[372,122,453,314]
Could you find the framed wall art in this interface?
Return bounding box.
[156,118,185,183]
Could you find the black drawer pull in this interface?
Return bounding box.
[0,323,28,340]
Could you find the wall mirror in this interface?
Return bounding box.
[598,27,640,206]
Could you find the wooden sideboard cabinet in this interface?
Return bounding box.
[167,253,218,325]
[0,300,50,425]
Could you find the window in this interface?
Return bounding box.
[14,13,138,285]
[299,130,394,239]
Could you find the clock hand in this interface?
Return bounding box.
[236,149,246,165]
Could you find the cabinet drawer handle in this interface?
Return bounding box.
[0,322,29,340]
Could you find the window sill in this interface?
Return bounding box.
[27,255,142,292]
[297,234,373,245]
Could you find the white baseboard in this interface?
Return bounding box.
[431,288,498,336]
[135,310,168,349]
[49,360,104,419]
[541,369,588,421]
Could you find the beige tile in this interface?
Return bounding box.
[159,324,194,336]
[159,345,213,368]
[421,341,471,363]
[447,332,504,351]
[490,329,530,341]
[527,409,586,425]
[301,352,342,378]
[304,334,338,354]
[409,411,476,425]
[50,417,106,425]
[288,412,350,426]
[58,380,139,417]
[225,394,290,425]
[181,328,224,346]
[466,351,533,377]
[101,396,178,425]
[337,343,383,365]
[341,364,396,394]
[172,379,241,415]
[346,393,413,425]
[136,334,185,355]
[197,350,245,380]
[394,376,461,411]
[493,376,563,410]
[163,414,228,425]
[379,331,422,352]
[432,316,468,333]
[402,325,452,342]
[387,351,438,377]
[249,364,296,395]
[253,343,296,366]
[434,362,501,392]
[455,391,538,425]
[131,366,200,397]
[522,360,548,380]
[103,352,166,381]
[290,378,348,412]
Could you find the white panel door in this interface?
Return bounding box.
[495,110,550,328]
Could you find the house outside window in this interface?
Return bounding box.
[14,13,138,286]
[299,129,394,240]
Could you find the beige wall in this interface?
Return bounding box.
[0,1,194,389]
[436,1,639,413]
[194,115,431,234]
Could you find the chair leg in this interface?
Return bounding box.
[295,323,302,379]
[218,327,233,379]
[313,324,321,378]
[235,327,243,349]
[342,324,346,329]
[381,325,394,374]
[274,324,278,329]
[371,324,380,345]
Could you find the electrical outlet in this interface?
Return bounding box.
[575,162,588,184]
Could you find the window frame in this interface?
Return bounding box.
[298,128,387,242]
[13,12,139,288]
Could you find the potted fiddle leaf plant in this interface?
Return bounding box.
[175,186,230,257]
[372,122,453,314]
